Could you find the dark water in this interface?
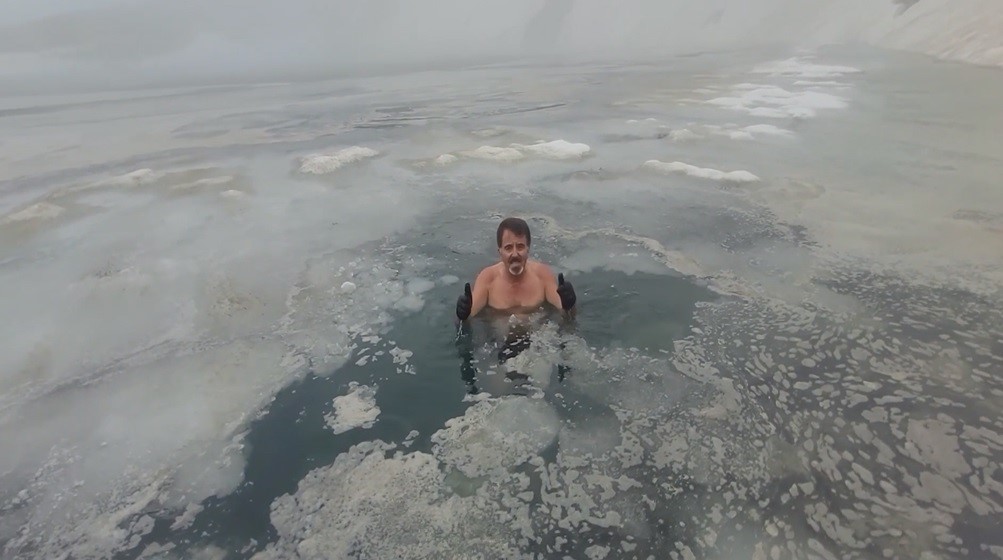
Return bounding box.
[127,264,716,559]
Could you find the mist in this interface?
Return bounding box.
[0,0,911,94]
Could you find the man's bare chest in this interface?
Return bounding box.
[488,278,545,310]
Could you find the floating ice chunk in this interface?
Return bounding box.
[459,140,590,162]
[219,189,245,199]
[431,397,560,478]
[253,440,523,560]
[461,145,525,161]
[743,124,794,137]
[439,274,460,286]
[325,382,380,434]
[643,160,760,183]
[394,293,425,312]
[389,346,413,365]
[407,278,436,295]
[463,392,495,403]
[2,202,65,224]
[169,503,204,531]
[670,129,699,141]
[298,147,379,174]
[513,139,591,160]
[707,86,846,119]
[340,281,357,293]
[433,154,458,166]
[586,544,611,559]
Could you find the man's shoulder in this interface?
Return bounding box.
[476,263,501,282]
[529,260,556,280]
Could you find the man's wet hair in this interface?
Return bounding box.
[496,217,531,247]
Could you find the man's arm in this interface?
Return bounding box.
[541,265,576,316]
[542,265,564,311]
[467,267,493,319]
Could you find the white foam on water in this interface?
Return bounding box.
[643,160,761,183]
[325,382,380,434]
[297,146,379,174]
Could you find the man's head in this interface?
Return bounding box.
[496,217,531,277]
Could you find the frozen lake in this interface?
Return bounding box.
[1,45,1002,559]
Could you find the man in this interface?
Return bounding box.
[455,217,577,322]
[454,216,577,394]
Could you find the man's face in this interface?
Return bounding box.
[498,229,529,276]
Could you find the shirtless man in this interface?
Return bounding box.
[454,217,576,393]
[455,216,577,323]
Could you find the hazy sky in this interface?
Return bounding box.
[0,0,899,93]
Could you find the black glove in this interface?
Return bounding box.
[557,273,576,310]
[456,282,473,320]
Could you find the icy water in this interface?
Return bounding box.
[1,46,1002,559]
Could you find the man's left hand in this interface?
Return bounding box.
[557,273,576,310]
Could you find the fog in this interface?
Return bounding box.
[0,0,910,93]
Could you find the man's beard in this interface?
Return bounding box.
[508,259,524,276]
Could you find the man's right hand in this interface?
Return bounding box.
[456,282,473,321]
